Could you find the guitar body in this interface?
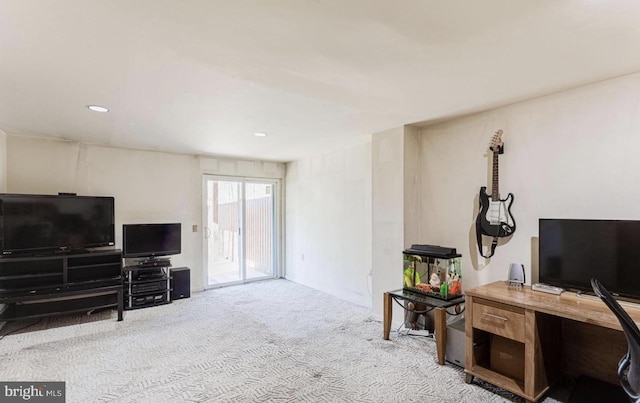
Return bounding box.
[477,186,516,237]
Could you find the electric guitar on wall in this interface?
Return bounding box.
[476,129,516,258]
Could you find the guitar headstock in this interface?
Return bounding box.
[489,129,504,154]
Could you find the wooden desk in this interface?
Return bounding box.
[465,281,640,402]
[383,289,464,365]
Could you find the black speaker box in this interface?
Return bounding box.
[170,267,190,300]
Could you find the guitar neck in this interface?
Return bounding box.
[491,152,499,199]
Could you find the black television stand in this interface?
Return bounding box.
[123,257,171,310]
[0,249,124,322]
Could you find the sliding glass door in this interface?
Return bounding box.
[203,176,278,287]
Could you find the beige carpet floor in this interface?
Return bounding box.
[0,279,569,402]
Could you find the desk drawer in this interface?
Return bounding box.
[472,299,525,343]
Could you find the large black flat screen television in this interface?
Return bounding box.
[539,218,640,299]
[0,193,115,255]
[123,223,181,258]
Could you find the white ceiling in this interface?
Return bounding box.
[2,1,640,162]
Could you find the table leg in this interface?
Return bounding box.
[435,307,446,365]
[117,288,124,321]
[383,292,392,340]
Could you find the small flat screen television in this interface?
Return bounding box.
[0,193,115,255]
[539,218,640,300]
[122,223,181,258]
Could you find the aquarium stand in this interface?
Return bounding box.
[383,289,465,365]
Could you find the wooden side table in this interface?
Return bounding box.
[383,289,465,365]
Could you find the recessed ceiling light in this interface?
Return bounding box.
[86,105,109,113]
[254,132,268,137]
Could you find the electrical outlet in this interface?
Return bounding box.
[192,224,198,232]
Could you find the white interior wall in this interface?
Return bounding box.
[0,129,4,326]
[371,127,406,315]
[0,129,5,192]
[285,142,372,307]
[342,71,640,320]
[418,71,640,291]
[5,135,285,292]
[404,126,422,247]
[369,125,423,323]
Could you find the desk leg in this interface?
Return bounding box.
[383,292,392,340]
[435,307,446,365]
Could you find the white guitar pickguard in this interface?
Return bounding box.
[485,195,514,226]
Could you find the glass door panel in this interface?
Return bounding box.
[244,182,274,280]
[205,179,242,285]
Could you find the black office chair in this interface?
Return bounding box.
[591,278,640,402]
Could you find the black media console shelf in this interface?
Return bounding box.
[0,249,124,322]
[123,261,171,310]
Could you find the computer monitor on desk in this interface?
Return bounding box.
[539,219,640,303]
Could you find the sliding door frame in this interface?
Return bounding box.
[202,174,282,289]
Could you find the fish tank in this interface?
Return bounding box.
[403,244,462,300]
